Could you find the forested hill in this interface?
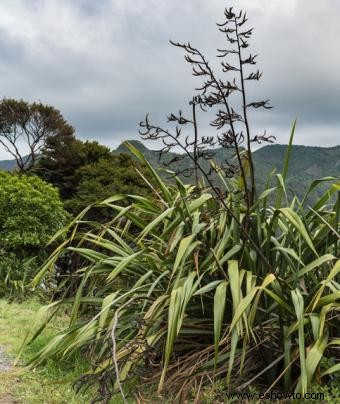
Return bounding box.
[253,144,340,197]
[116,141,340,199]
[0,158,17,171]
[1,142,339,198]
[116,141,340,179]
[253,144,340,178]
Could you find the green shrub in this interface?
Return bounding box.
[0,172,69,296]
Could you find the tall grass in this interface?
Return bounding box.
[25,140,340,401]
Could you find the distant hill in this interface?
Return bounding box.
[253,144,340,199]
[114,140,239,177]
[0,158,17,171]
[114,141,340,200]
[1,141,339,199]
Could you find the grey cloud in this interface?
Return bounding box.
[0,0,338,159]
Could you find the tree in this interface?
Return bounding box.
[0,98,74,172]
[65,153,153,218]
[35,136,112,200]
[35,136,153,219]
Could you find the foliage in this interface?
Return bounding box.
[24,140,340,401]
[0,172,67,249]
[0,172,69,296]
[0,98,74,172]
[35,136,112,200]
[0,253,37,297]
[64,153,153,218]
[35,136,152,221]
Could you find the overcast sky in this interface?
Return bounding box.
[0,0,339,159]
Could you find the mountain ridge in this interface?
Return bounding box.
[118,142,340,200]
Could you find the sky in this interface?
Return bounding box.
[0,0,339,159]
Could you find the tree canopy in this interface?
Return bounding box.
[65,153,153,216]
[35,136,153,218]
[0,98,74,172]
[35,135,112,200]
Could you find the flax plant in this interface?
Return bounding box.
[23,138,340,401]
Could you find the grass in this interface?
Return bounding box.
[0,298,172,403]
[0,299,95,404]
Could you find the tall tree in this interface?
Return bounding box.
[35,136,113,200]
[65,153,153,218]
[35,135,153,218]
[0,98,74,172]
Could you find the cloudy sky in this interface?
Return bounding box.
[0,0,339,159]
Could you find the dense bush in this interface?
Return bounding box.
[34,137,112,200]
[64,153,153,217]
[35,136,153,221]
[0,172,69,296]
